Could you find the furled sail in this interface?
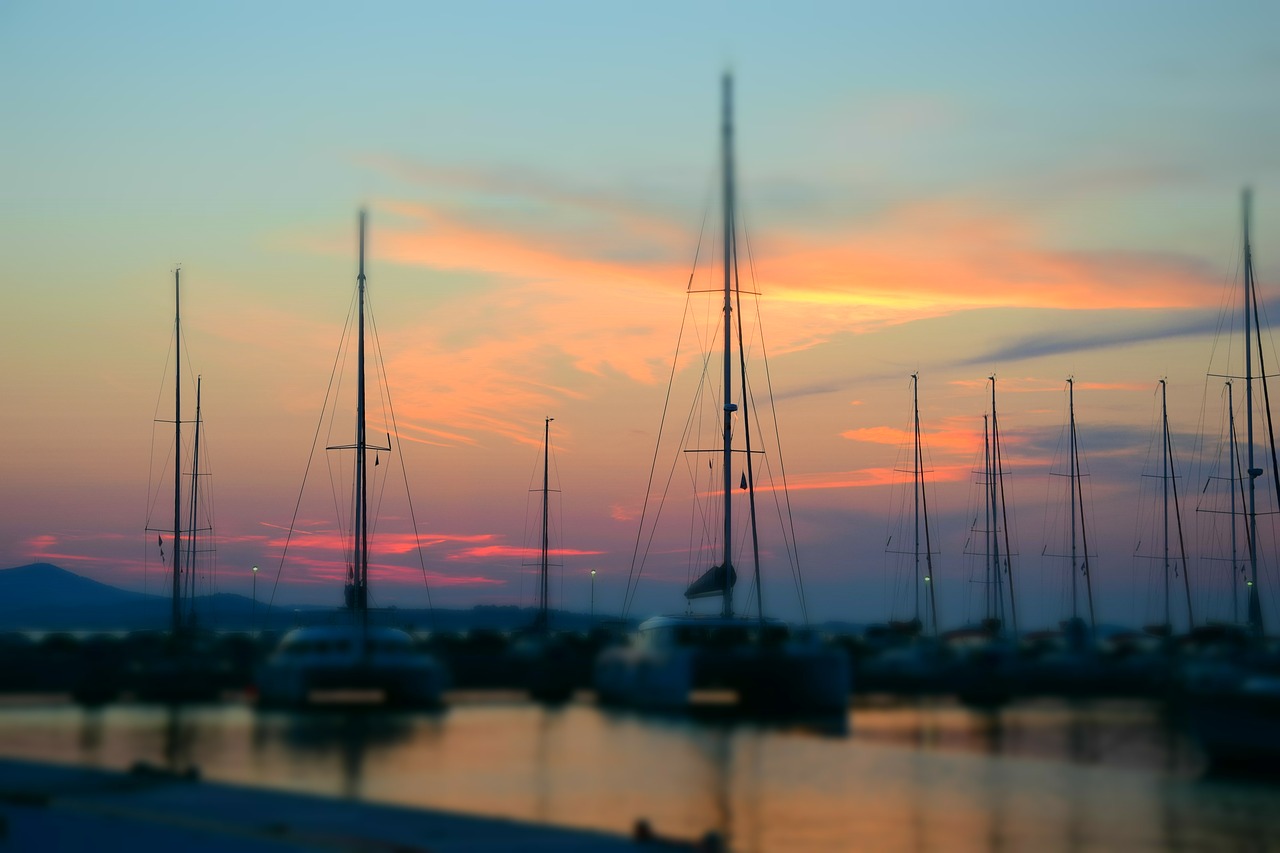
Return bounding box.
[684,562,736,600]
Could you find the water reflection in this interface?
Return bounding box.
[76,707,103,762]
[252,709,437,799]
[0,698,1273,850]
[160,703,197,774]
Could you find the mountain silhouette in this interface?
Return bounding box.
[0,563,159,611]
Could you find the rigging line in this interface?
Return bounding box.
[670,295,734,592]
[268,286,361,610]
[1072,399,1098,632]
[1165,414,1195,629]
[519,434,541,611]
[323,290,360,575]
[634,316,720,617]
[743,279,805,620]
[732,210,765,626]
[1252,284,1280,583]
[742,226,808,625]
[624,171,724,617]
[992,390,1019,636]
[920,418,941,636]
[622,195,717,617]
[143,330,181,599]
[367,289,437,619]
[1231,397,1255,579]
[623,291,698,618]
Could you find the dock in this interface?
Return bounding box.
[0,758,700,852]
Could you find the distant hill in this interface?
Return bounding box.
[0,564,259,631]
[0,563,159,611]
[0,564,630,634]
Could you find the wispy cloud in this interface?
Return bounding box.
[447,545,607,561]
[277,164,1229,458]
[960,308,1223,366]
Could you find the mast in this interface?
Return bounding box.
[328,212,394,633]
[1070,378,1098,634]
[987,382,1003,631]
[540,417,553,632]
[913,373,940,635]
[720,71,736,619]
[172,268,183,636]
[1244,189,1265,636]
[983,413,996,626]
[1228,380,1240,625]
[1065,378,1097,634]
[990,377,1018,636]
[913,374,922,626]
[186,376,203,627]
[1166,381,1195,630]
[1068,378,1079,623]
[355,210,370,627]
[1161,380,1172,631]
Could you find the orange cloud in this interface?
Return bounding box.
[277,173,1224,458]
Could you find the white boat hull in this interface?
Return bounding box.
[256,626,449,709]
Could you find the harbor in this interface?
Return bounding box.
[0,692,1274,851]
[5,4,1280,851]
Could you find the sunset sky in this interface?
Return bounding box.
[3,2,1280,631]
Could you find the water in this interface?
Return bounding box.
[0,695,1277,851]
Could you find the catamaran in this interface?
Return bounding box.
[255,211,448,708]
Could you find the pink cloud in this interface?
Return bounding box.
[447,545,606,561]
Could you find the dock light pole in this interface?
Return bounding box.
[590,569,597,627]
[252,565,259,632]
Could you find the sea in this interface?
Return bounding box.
[0,693,1276,852]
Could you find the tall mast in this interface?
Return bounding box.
[355,210,369,625]
[720,71,736,619]
[1171,381,1195,629]
[540,417,553,632]
[172,268,183,636]
[1069,378,1097,634]
[1068,378,1079,623]
[913,374,939,636]
[983,413,995,625]
[990,377,1018,636]
[1244,189,1264,636]
[1161,379,1172,631]
[912,374,922,625]
[187,375,203,626]
[1228,380,1240,625]
[988,382,1003,630]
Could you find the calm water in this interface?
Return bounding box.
[0,695,1277,851]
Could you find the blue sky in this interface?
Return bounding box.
[3,1,1280,630]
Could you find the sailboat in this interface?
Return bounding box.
[125,270,239,704]
[858,373,946,694]
[955,377,1019,639]
[1137,379,1195,639]
[593,74,849,716]
[944,377,1020,706]
[1182,189,1280,769]
[510,417,578,704]
[1022,378,1112,696]
[255,211,449,709]
[143,269,209,641]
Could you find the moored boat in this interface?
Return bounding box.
[593,74,849,719]
[254,211,447,709]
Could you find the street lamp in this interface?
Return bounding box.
[590,569,597,627]
[252,565,259,633]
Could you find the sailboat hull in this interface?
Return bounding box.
[593,616,850,716]
[256,626,449,709]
